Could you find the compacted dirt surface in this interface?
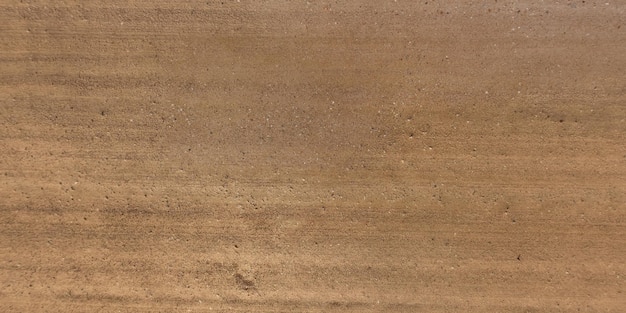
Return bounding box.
[1,1,625,312]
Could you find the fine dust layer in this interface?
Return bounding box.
[1,1,625,312]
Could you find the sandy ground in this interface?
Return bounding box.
[1,1,625,312]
